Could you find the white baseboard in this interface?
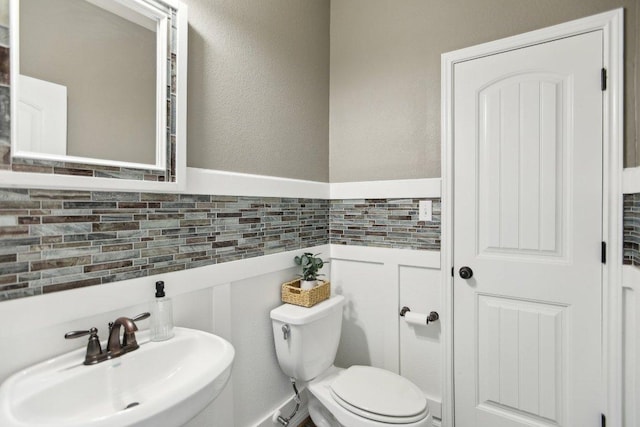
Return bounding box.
[254,389,310,427]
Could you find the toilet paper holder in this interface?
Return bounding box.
[399,306,439,324]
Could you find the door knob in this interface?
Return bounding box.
[459,266,473,279]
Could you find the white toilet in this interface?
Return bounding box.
[270,295,432,427]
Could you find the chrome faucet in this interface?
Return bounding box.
[65,312,150,365]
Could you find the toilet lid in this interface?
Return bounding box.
[329,366,427,420]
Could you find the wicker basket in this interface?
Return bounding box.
[281,279,330,308]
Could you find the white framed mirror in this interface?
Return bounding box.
[1,0,187,192]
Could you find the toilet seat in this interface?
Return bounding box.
[330,391,429,424]
[329,366,428,424]
[309,366,432,427]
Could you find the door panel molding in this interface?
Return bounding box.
[441,9,623,427]
[476,72,569,260]
[477,294,567,424]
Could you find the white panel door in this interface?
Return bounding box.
[453,31,603,427]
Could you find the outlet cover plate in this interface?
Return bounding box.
[419,200,432,221]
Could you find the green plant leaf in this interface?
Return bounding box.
[294,252,325,281]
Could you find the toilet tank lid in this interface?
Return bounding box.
[270,295,344,325]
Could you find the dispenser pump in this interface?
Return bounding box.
[155,281,166,298]
[150,281,174,341]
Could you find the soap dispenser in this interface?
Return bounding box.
[150,281,174,341]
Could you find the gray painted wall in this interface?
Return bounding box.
[330,0,640,182]
[185,0,330,182]
[20,0,156,165]
[23,1,635,182]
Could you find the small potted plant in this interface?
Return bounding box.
[294,252,327,290]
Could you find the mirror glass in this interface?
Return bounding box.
[9,0,177,180]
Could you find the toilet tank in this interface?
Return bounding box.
[270,295,344,381]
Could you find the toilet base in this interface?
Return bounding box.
[309,395,342,427]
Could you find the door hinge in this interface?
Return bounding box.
[601,413,606,427]
[601,241,607,264]
[601,68,607,91]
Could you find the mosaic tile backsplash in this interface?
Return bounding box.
[0,189,329,301]
[0,188,443,301]
[330,199,441,250]
[624,193,640,266]
[6,188,638,300]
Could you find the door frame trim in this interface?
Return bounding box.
[440,9,624,427]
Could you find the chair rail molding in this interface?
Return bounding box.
[623,166,640,194]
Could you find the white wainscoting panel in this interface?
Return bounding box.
[331,257,391,370]
[623,265,640,427]
[399,265,442,420]
[189,283,235,427]
[329,244,442,420]
[229,266,314,427]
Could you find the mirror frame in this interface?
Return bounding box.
[0,0,187,192]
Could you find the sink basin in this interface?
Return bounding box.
[0,327,234,427]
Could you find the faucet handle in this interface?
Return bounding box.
[65,327,104,365]
[65,327,99,340]
[132,312,151,322]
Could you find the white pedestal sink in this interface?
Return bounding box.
[0,327,234,427]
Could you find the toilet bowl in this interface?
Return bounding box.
[270,295,432,427]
